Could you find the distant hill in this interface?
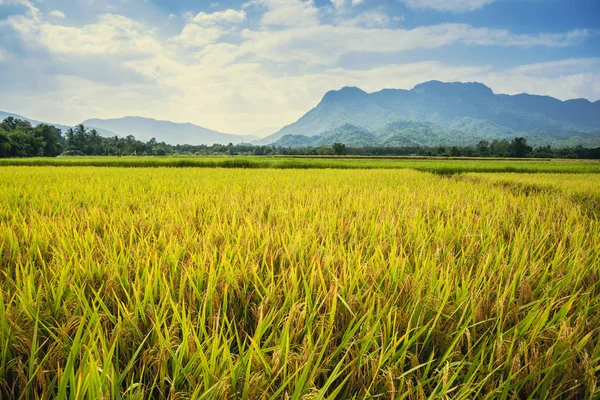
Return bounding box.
[1,110,72,133]
[0,110,117,137]
[1,111,259,145]
[83,116,258,145]
[259,81,600,147]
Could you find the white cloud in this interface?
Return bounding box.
[339,11,391,28]
[194,43,242,65]
[461,28,589,47]
[49,10,66,19]
[507,58,600,76]
[239,24,589,66]
[244,0,320,27]
[171,9,246,48]
[481,72,600,102]
[403,0,495,12]
[170,24,224,48]
[193,9,246,25]
[7,13,163,56]
[331,0,364,8]
[478,58,600,101]
[0,47,8,61]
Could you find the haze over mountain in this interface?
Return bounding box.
[1,111,73,134]
[82,117,258,145]
[1,111,259,145]
[0,110,118,138]
[259,81,600,148]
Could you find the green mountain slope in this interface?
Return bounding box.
[273,124,378,147]
[258,81,600,147]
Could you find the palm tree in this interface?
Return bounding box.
[73,124,87,152]
[66,128,75,150]
[89,129,101,155]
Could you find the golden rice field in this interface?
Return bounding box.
[0,166,599,399]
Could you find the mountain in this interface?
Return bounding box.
[273,124,378,147]
[1,110,73,133]
[257,81,600,147]
[83,116,258,145]
[0,110,117,137]
[1,111,258,145]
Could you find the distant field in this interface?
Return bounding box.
[0,166,598,399]
[1,155,600,174]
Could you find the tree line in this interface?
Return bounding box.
[268,138,600,159]
[1,117,599,159]
[0,118,63,157]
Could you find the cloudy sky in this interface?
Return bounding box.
[0,0,598,135]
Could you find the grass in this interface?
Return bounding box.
[463,172,600,195]
[0,166,598,399]
[0,155,599,174]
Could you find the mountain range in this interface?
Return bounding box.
[0,111,257,145]
[3,80,600,148]
[0,111,79,134]
[257,81,600,148]
[82,117,258,145]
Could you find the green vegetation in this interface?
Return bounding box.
[274,125,378,148]
[1,155,600,174]
[2,118,600,160]
[0,118,63,157]
[0,167,598,399]
[332,142,347,155]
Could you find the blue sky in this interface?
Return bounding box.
[0,0,598,134]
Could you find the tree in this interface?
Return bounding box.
[227,142,236,156]
[1,117,31,131]
[72,124,88,152]
[66,128,75,149]
[36,124,63,156]
[531,145,553,158]
[0,128,12,157]
[1,117,17,131]
[124,135,137,155]
[489,139,510,157]
[332,142,346,155]
[508,137,532,158]
[155,146,167,156]
[8,129,44,157]
[89,129,101,155]
[476,140,490,156]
